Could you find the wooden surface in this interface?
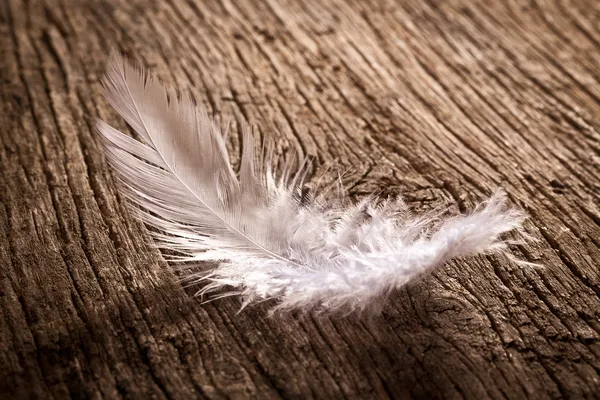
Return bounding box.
[1,0,600,398]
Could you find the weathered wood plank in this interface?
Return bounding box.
[1,0,599,398]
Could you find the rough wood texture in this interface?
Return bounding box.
[1,0,600,398]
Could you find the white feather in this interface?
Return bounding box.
[97,52,526,313]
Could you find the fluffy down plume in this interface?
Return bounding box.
[97,52,526,313]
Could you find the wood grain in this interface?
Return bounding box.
[1,0,599,398]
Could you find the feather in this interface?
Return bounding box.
[97,52,527,314]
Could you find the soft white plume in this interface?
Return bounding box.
[97,52,526,313]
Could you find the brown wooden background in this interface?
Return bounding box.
[1,0,600,398]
